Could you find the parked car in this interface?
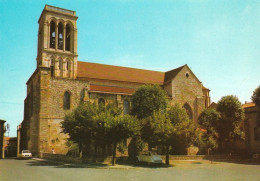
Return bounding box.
[137,151,163,164]
[19,150,32,159]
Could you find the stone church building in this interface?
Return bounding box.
[20,5,210,156]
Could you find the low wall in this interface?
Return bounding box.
[41,153,242,164]
[41,153,83,164]
[41,152,115,164]
[162,154,241,160]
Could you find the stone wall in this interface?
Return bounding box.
[244,106,260,153]
[24,70,41,156]
[39,71,89,155]
[23,65,208,156]
[171,66,205,122]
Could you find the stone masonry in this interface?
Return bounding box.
[20,5,210,156]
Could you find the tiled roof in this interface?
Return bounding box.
[242,102,256,109]
[89,84,135,95]
[4,137,11,141]
[77,61,165,84]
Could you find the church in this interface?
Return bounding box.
[20,5,210,156]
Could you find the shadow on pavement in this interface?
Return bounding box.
[25,158,174,169]
[26,159,111,168]
[116,161,174,169]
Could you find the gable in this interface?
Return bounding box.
[164,65,185,83]
[166,64,202,84]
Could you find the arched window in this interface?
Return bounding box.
[66,60,70,71]
[59,59,62,70]
[58,23,63,50]
[123,100,130,115]
[63,91,70,110]
[80,89,85,102]
[50,58,54,77]
[50,21,56,49]
[98,98,105,106]
[65,24,71,51]
[183,103,193,120]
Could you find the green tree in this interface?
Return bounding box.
[93,103,122,159]
[146,111,174,165]
[216,95,245,153]
[94,111,139,165]
[168,104,198,154]
[62,102,139,165]
[251,85,260,105]
[61,102,99,157]
[198,108,221,154]
[131,84,168,119]
[128,136,145,160]
[142,104,198,165]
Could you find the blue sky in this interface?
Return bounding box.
[0,0,259,137]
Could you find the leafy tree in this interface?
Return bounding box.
[142,104,198,165]
[198,108,221,154]
[216,95,245,153]
[94,112,139,165]
[251,85,260,105]
[62,102,139,165]
[128,136,145,160]
[146,111,174,165]
[131,84,169,153]
[66,140,80,157]
[168,104,198,154]
[131,84,168,119]
[93,103,122,158]
[61,102,99,157]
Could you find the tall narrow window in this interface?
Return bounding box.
[66,60,70,71]
[183,103,193,120]
[59,59,62,70]
[58,23,63,50]
[80,89,85,102]
[65,24,71,51]
[63,91,70,110]
[50,21,56,49]
[123,100,130,115]
[50,58,54,77]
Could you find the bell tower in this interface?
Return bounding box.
[37,5,78,79]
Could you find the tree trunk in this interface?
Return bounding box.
[79,142,82,158]
[112,143,117,166]
[102,144,106,161]
[94,144,97,162]
[166,145,170,165]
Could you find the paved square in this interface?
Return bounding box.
[0,159,260,181]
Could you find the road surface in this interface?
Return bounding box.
[0,158,260,181]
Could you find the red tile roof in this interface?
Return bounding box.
[90,84,136,95]
[77,61,165,84]
[242,102,256,109]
